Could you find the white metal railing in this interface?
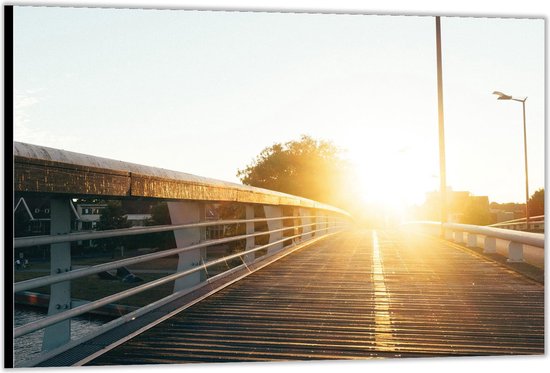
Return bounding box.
[489,215,544,232]
[14,219,345,338]
[14,208,349,366]
[13,141,352,367]
[402,221,544,266]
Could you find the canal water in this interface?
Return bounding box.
[13,306,110,367]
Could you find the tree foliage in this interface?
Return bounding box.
[237,135,356,209]
[145,202,175,251]
[528,188,544,217]
[96,201,131,255]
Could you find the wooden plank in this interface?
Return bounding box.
[88,229,544,365]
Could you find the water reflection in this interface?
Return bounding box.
[13,306,109,367]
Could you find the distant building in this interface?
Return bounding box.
[124,214,152,227]
[14,197,52,236]
[420,189,490,225]
[76,203,108,231]
[489,202,526,223]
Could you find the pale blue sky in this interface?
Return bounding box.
[13,6,545,206]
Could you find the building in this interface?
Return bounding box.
[420,189,490,225]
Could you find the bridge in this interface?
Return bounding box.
[10,142,544,368]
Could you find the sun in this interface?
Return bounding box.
[351,151,436,220]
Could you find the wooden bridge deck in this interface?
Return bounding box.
[88,229,544,365]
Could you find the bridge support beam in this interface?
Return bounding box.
[168,201,204,292]
[244,205,255,263]
[467,233,477,248]
[483,237,496,253]
[42,198,72,352]
[299,208,312,241]
[264,206,283,254]
[507,242,524,263]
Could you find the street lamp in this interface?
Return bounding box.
[492,91,530,229]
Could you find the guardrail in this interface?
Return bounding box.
[402,221,544,267]
[12,142,352,367]
[489,215,544,232]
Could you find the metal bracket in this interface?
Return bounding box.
[42,198,72,352]
[167,201,204,293]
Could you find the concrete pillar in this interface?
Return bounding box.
[507,242,524,262]
[299,208,312,241]
[42,198,72,352]
[264,205,283,254]
[483,237,496,253]
[244,205,255,263]
[467,233,477,248]
[453,231,464,244]
[167,201,204,293]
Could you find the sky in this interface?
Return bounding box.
[12,4,545,209]
[5,3,550,373]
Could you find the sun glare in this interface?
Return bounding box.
[350,144,437,221]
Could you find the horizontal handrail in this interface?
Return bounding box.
[489,215,544,226]
[14,141,351,216]
[444,222,544,248]
[490,220,544,228]
[402,221,544,248]
[14,220,325,293]
[14,224,346,338]
[14,215,320,248]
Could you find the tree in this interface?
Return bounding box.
[144,202,175,251]
[96,201,131,257]
[528,188,544,217]
[462,196,491,226]
[237,135,357,209]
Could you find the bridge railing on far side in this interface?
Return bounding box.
[401,221,544,269]
[12,142,352,367]
[488,215,544,233]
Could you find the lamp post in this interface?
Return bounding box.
[435,17,447,236]
[493,91,530,229]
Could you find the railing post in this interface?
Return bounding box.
[326,214,333,233]
[244,205,255,263]
[507,242,524,262]
[167,201,204,292]
[311,210,318,237]
[293,207,300,244]
[264,205,283,254]
[299,208,312,241]
[483,237,496,253]
[42,198,72,352]
[467,233,477,248]
[453,231,464,244]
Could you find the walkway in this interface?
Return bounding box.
[88,228,544,365]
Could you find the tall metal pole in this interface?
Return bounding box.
[521,99,530,229]
[435,16,447,235]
